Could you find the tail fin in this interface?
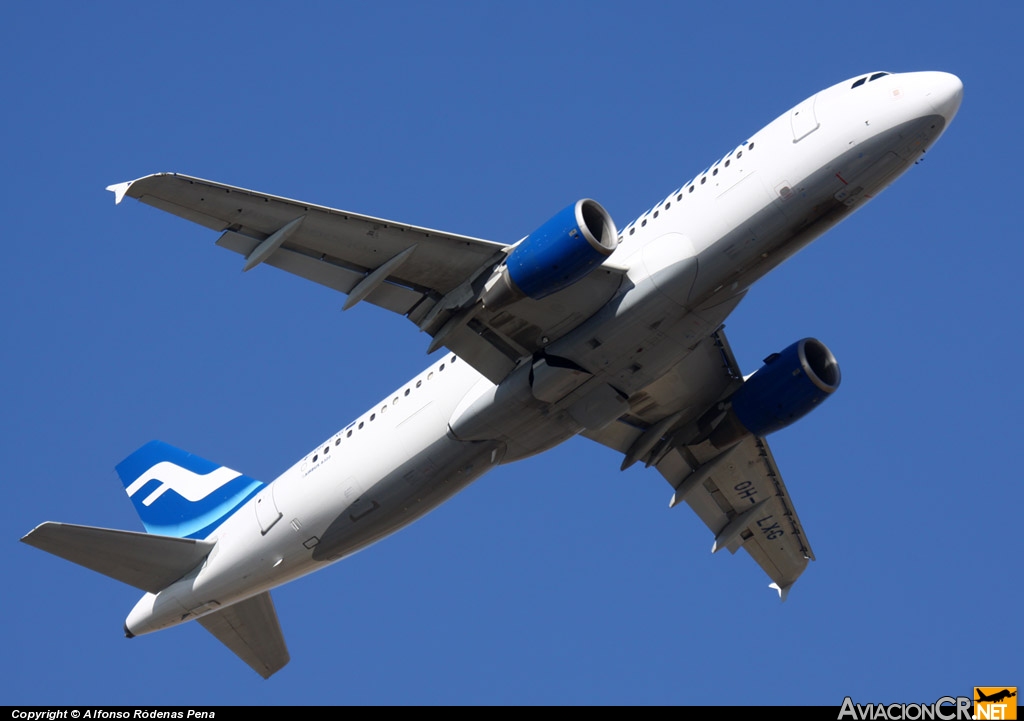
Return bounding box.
[115,440,263,539]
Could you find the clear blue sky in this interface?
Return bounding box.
[3,1,1019,705]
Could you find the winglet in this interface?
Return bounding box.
[769,582,791,602]
[106,180,133,205]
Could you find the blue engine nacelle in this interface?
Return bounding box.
[708,338,841,448]
[481,200,617,308]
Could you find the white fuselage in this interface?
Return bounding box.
[126,71,962,636]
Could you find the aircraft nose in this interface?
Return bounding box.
[924,72,963,124]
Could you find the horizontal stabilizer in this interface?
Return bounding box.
[21,522,214,594]
[198,591,290,679]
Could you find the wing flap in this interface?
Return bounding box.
[220,233,428,317]
[264,249,425,316]
[21,522,214,594]
[198,591,290,679]
[445,322,520,383]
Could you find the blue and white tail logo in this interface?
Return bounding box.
[116,440,263,539]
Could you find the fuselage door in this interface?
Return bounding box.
[790,94,820,142]
[254,485,282,535]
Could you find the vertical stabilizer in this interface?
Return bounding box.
[116,440,263,539]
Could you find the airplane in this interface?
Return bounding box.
[22,70,963,679]
[976,690,1017,704]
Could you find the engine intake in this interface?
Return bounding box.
[481,199,617,308]
[709,338,841,447]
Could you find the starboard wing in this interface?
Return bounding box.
[110,173,625,383]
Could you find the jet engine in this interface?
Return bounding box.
[480,199,617,308]
[708,338,841,448]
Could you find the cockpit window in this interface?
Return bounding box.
[851,77,867,89]
[869,72,890,82]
